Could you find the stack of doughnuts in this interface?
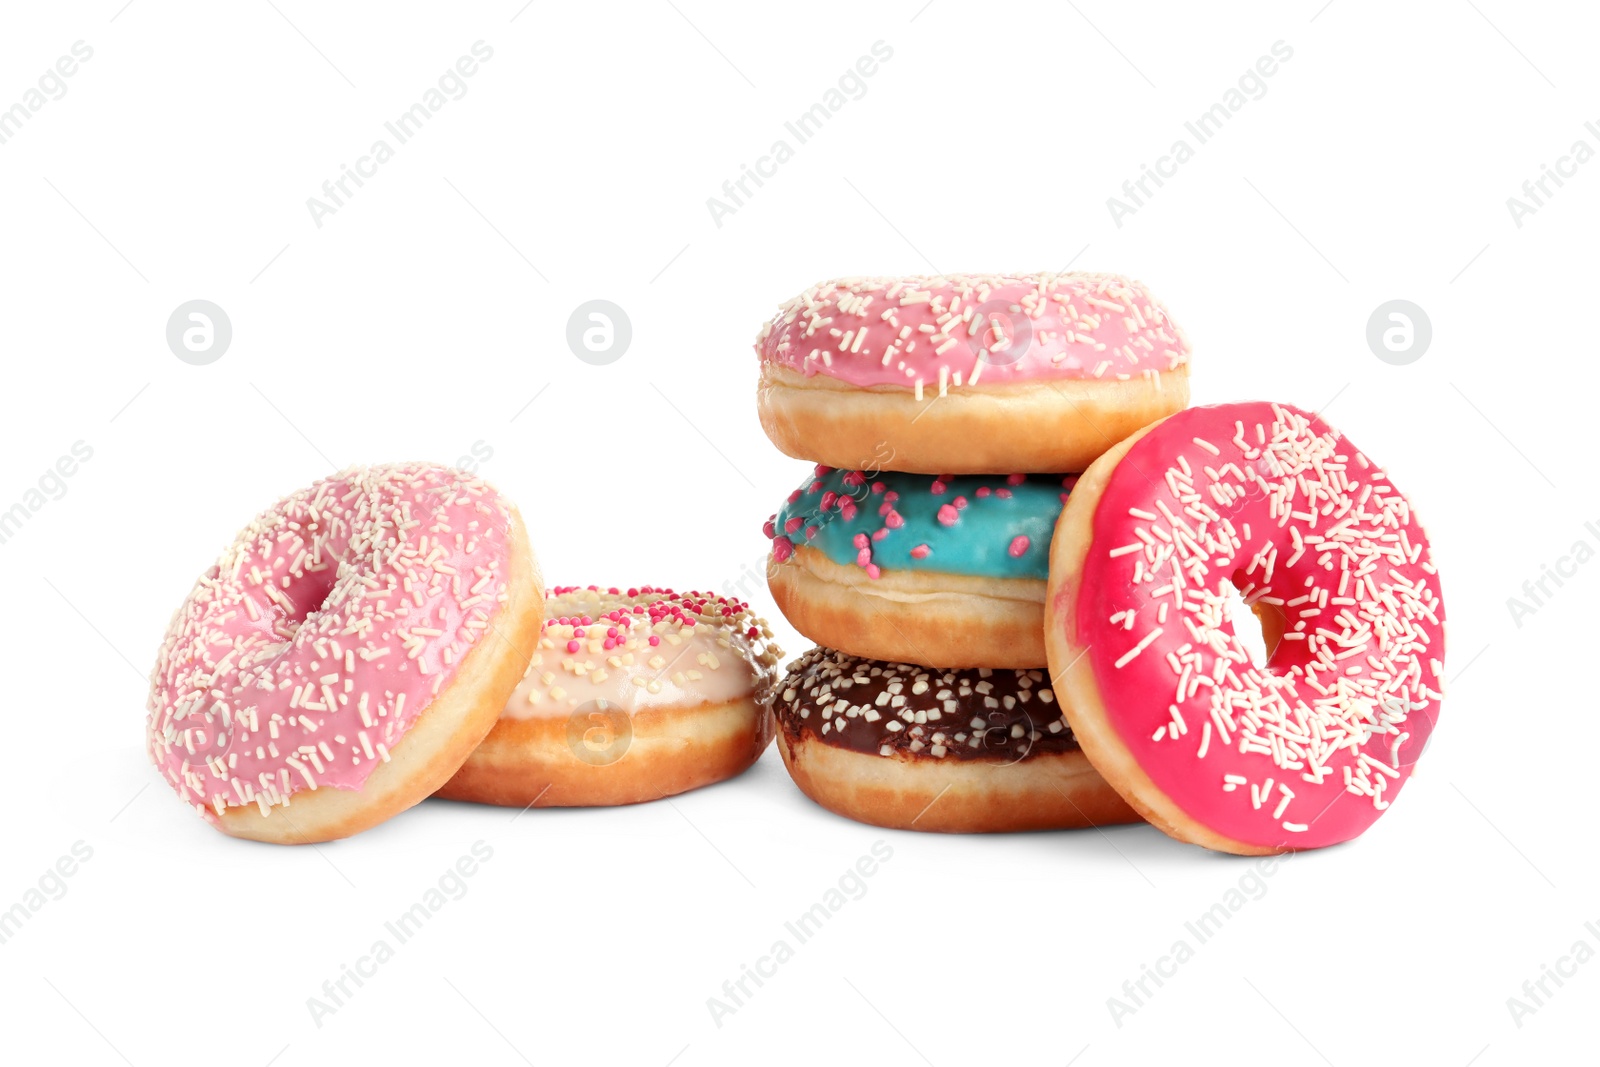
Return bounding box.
[756,272,1190,833]
[756,273,1446,851]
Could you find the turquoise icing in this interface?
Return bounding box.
[764,466,1075,581]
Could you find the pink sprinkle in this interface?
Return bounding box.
[606,627,618,638]
[856,548,873,566]
[871,528,890,542]
[1009,535,1031,557]
[954,496,969,509]
[648,635,661,646]
[566,639,580,653]
[804,525,819,540]
[976,487,991,498]
[842,470,865,487]
[865,563,881,579]
[814,464,834,475]
[853,533,870,549]
[787,490,803,504]
[573,628,586,638]
[885,511,904,529]
[840,502,858,520]
[784,516,805,534]
[772,536,794,563]
[910,544,931,559]
[603,638,616,650]
[1007,473,1026,486]
[937,504,960,526]
[820,490,838,511]
[997,488,1013,499]
[878,501,893,517]
[884,491,899,504]
[871,481,886,494]
[930,480,947,494]
[762,518,776,539]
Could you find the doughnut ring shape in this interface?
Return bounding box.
[1046,402,1446,854]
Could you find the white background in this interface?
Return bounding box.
[0,1,1593,1064]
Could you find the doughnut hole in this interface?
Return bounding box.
[1219,575,1285,671]
[197,555,346,769]
[261,560,345,645]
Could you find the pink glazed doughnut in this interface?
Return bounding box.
[1045,402,1446,854]
[756,272,1191,474]
[146,463,544,844]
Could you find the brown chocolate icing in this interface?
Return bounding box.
[771,646,1078,762]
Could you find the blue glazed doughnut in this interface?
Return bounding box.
[763,465,1077,668]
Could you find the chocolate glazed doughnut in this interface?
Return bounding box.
[771,647,1139,833]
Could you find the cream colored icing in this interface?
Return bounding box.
[502,586,782,719]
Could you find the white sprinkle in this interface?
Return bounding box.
[1113,627,1164,669]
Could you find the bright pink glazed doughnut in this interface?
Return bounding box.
[1046,402,1446,854]
[755,272,1192,473]
[146,463,544,844]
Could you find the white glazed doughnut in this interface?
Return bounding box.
[439,585,783,807]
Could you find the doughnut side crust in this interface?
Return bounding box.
[1041,420,1267,852]
[757,363,1188,474]
[218,510,544,844]
[769,546,1046,668]
[436,694,773,808]
[774,727,1138,833]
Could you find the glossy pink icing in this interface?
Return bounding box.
[1071,402,1445,850]
[756,272,1190,392]
[146,463,516,821]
